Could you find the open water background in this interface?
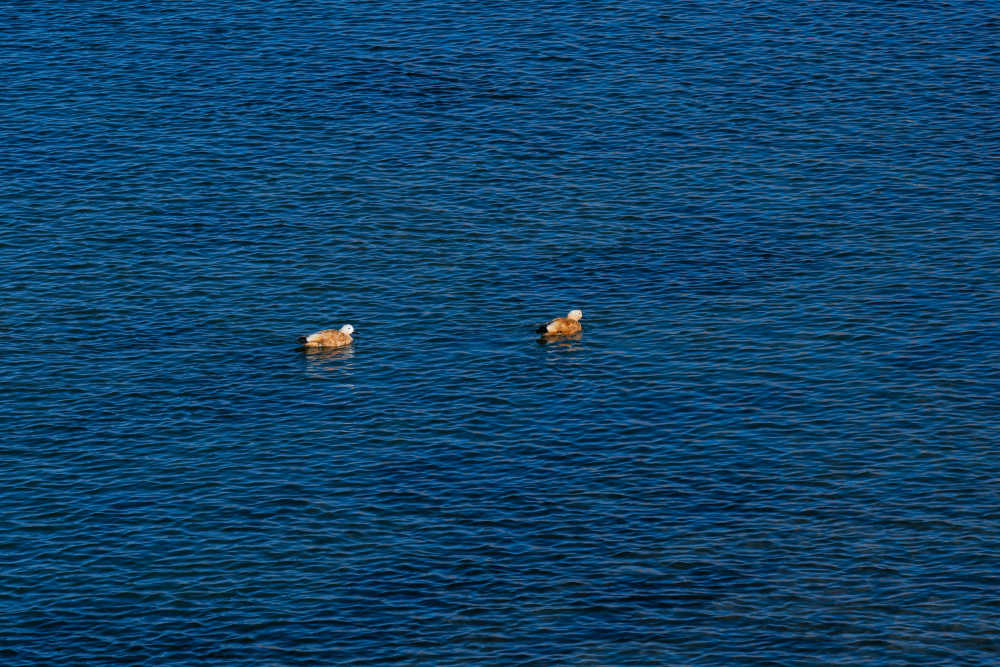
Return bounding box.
[3,1,1000,664]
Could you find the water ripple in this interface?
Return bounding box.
[3,0,999,664]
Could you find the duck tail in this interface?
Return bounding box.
[297,336,309,345]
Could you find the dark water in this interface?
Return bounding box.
[4,1,1000,663]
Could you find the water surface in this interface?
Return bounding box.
[3,1,999,664]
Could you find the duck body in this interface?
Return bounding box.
[298,324,354,348]
[536,309,583,336]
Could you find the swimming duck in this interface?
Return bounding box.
[536,309,583,336]
[298,324,355,348]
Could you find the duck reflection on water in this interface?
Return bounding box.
[303,344,355,377]
[537,331,583,347]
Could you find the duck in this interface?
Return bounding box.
[298,324,355,348]
[536,309,583,336]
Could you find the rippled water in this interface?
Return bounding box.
[3,1,999,663]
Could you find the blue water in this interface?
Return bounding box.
[4,1,1000,663]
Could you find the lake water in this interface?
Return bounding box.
[3,1,999,663]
